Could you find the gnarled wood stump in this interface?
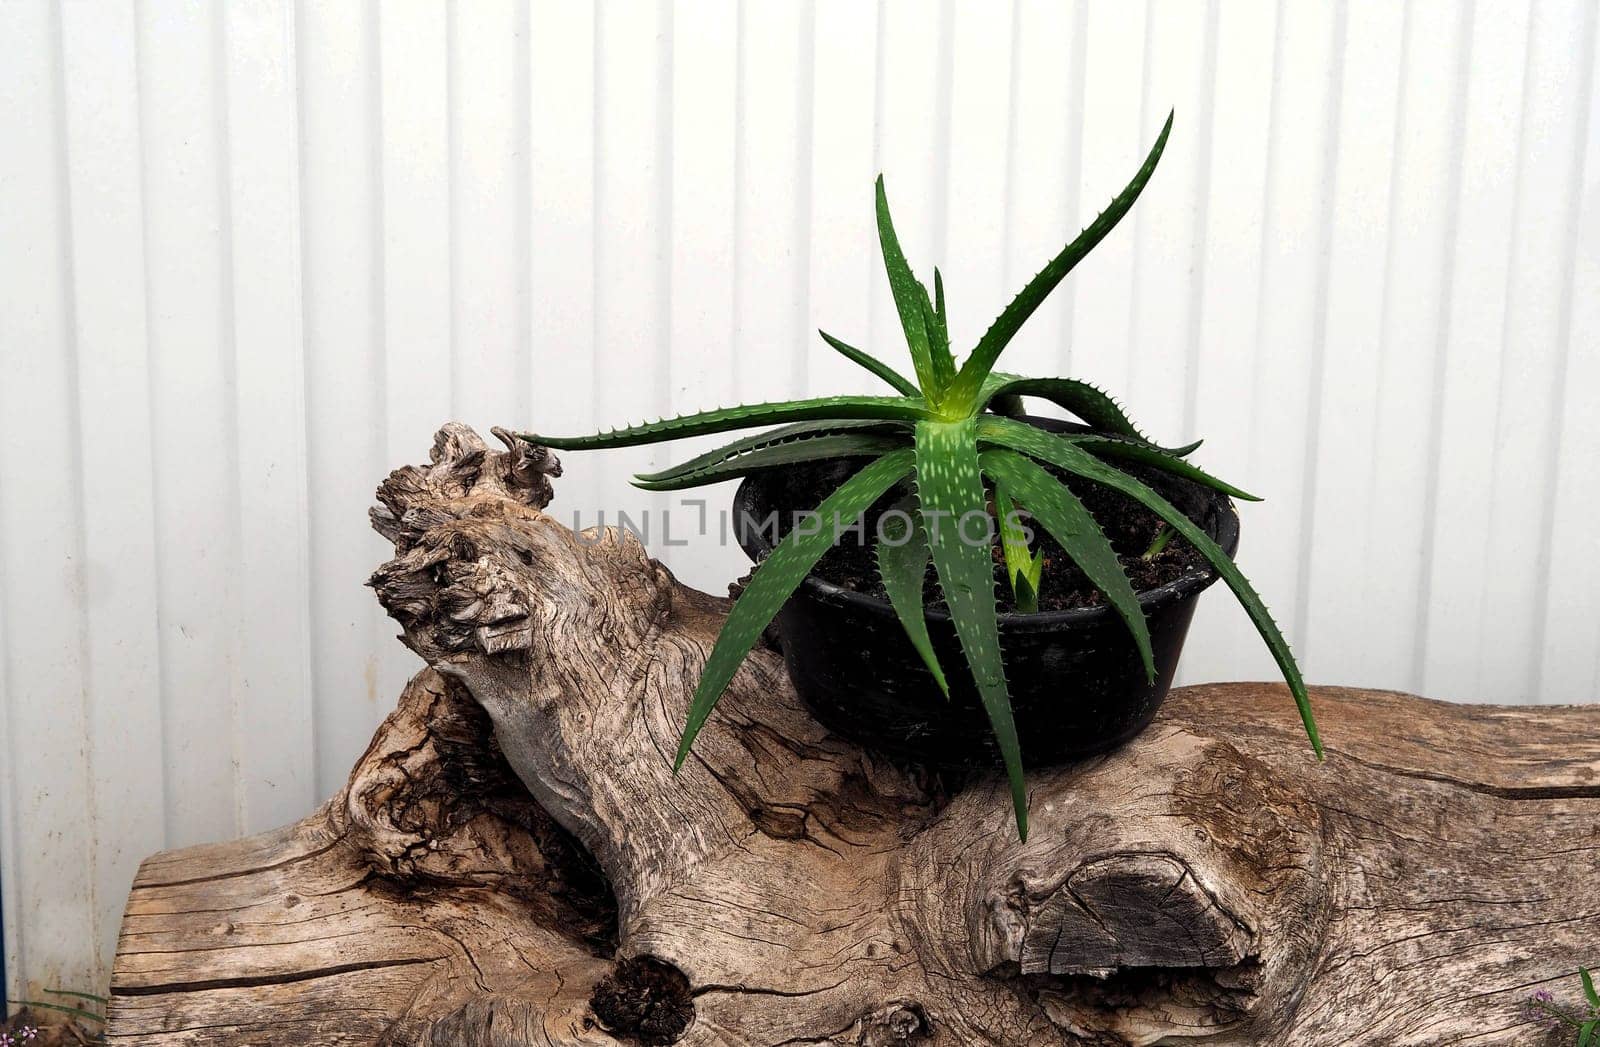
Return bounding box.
[108,424,1598,1045]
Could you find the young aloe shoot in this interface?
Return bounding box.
[522,110,1322,839]
[996,486,1044,614]
[1142,523,1174,561]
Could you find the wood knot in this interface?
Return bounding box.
[370,424,559,552]
[590,957,694,1045]
[1020,853,1253,976]
[492,426,561,509]
[851,1001,932,1044]
[749,804,808,839]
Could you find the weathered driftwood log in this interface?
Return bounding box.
[108,424,1598,1046]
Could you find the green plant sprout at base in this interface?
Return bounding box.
[1522,968,1599,1045]
[1141,522,1174,562]
[5,988,107,1046]
[996,486,1044,614]
[524,110,1322,839]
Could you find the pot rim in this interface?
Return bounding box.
[730,418,1241,632]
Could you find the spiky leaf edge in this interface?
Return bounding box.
[979,373,1196,454]
[945,111,1175,409]
[818,329,921,396]
[914,417,1029,838]
[876,496,949,695]
[634,418,909,484]
[981,448,1154,681]
[634,432,909,491]
[1073,435,1258,501]
[876,176,955,397]
[674,450,917,769]
[979,415,1323,758]
[993,481,1043,613]
[524,395,927,450]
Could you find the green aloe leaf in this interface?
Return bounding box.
[876,177,955,395]
[1580,1020,1595,1047]
[919,294,946,374]
[979,415,1322,757]
[635,418,907,484]
[993,481,1043,614]
[922,273,951,364]
[818,329,920,396]
[876,497,948,695]
[524,395,927,450]
[979,373,1167,447]
[946,111,1174,409]
[635,432,907,491]
[914,418,1029,838]
[1011,571,1039,614]
[1073,435,1259,501]
[1582,966,1598,1008]
[981,448,1154,681]
[675,450,916,769]
[978,372,1203,456]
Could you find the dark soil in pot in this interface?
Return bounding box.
[731,417,1239,770]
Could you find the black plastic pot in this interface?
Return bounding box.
[731,418,1240,770]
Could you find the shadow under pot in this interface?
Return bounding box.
[730,419,1240,770]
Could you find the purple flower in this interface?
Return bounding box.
[1522,990,1565,1027]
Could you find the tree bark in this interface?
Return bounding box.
[107,424,1599,1046]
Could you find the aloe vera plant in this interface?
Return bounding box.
[523,112,1321,838]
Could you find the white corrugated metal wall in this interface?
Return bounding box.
[2,0,1597,1001]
